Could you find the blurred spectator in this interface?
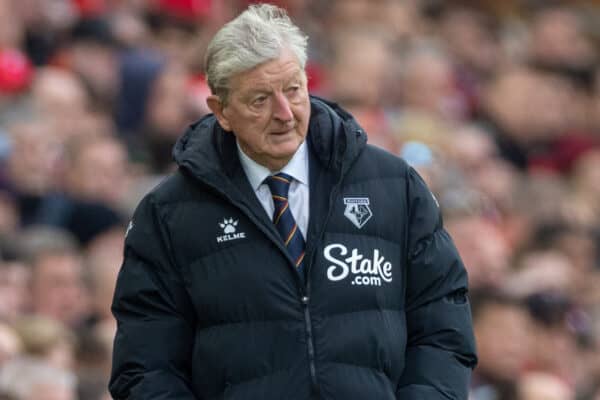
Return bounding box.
[325,27,394,151]
[19,227,91,327]
[507,249,575,297]
[446,215,511,290]
[140,60,197,173]
[529,6,596,71]
[63,134,130,210]
[17,0,78,66]
[470,291,532,400]
[0,357,77,400]
[13,316,76,371]
[524,291,579,387]
[437,5,502,116]
[30,67,91,140]
[114,48,164,135]
[326,27,390,106]
[480,66,575,171]
[63,17,120,112]
[445,124,520,220]
[396,43,470,122]
[4,118,62,226]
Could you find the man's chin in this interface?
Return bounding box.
[263,144,302,170]
[269,135,303,153]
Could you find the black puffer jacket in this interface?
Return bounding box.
[109,97,477,399]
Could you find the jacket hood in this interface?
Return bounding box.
[172,95,367,185]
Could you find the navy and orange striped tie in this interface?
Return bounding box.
[266,172,306,274]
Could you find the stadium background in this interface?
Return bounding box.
[0,0,600,399]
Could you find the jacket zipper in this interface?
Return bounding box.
[302,126,356,394]
[303,177,344,394]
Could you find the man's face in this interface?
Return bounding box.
[474,303,531,381]
[31,252,89,326]
[208,49,310,171]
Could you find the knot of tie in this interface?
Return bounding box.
[265,173,305,273]
[265,172,292,199]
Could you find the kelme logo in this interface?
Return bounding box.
[216,218,246,243]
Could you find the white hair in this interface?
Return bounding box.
[204,3,308,103]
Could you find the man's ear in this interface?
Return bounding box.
[206,95,232,131]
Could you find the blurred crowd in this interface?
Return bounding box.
[0,0,599,399]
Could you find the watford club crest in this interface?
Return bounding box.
[343,197,373,229]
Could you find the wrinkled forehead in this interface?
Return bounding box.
[228,51,307,94]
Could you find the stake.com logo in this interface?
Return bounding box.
[323,243,393,286]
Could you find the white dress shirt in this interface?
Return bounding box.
[237,141,309,238]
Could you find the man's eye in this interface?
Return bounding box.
[252,96,267,106]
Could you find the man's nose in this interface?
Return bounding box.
[273,92,293,121]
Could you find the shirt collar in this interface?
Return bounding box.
[237,140,309,191]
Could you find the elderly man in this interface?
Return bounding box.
[110,4,477,399]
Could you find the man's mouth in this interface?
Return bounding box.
[272,127,294,135]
